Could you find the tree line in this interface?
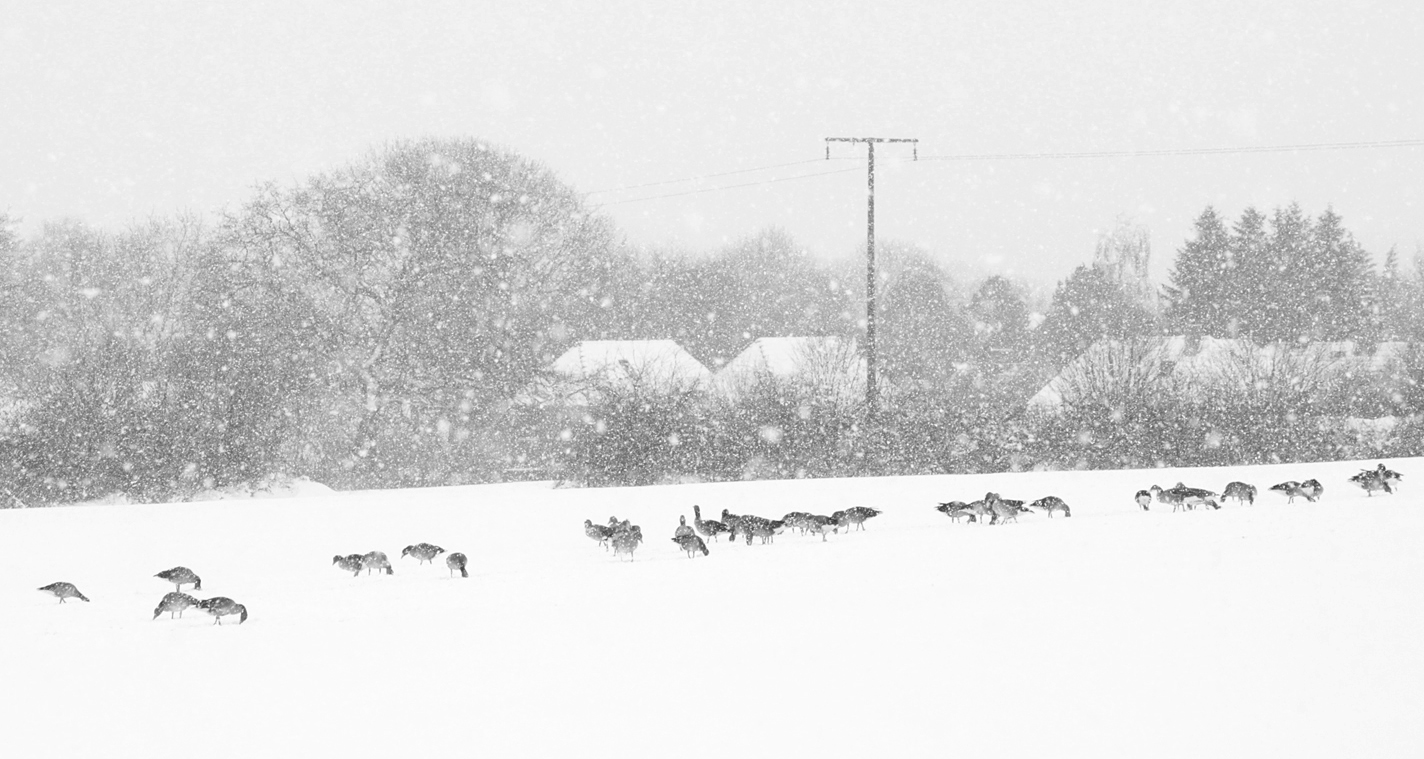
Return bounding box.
[2,137,1422,502]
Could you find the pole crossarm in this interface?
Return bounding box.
[825,137,919,160]
[822,136,918,415]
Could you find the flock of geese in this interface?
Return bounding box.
[36,543,473,624]
[330,544,469,578]
[1134,462,1403,512]
[580,463,1408,559]
[37,566,247,625]
[35,463,1409,612]
[584,504,886,560]
[934,493,1071,524]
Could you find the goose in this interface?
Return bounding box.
[197,596,248,625]
[446,552,469,578]
[152,592,200,620]
[1222,482,1257,505]
[1028,496,1071,518]
[155,566,202,593]
[585,519,614,549]
[839,507,882,531]
[693,505,730,543]
[38,582,89,604]
[672,533,709,558]
[401,543,446,564]
[361,551,394,575]
[332,554,365,576]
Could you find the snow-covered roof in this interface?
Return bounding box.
[515,340,713,407]
[715,336,865,397]
[549,340,713,385]
[1028,336,1409,410]
[717,336,847,378]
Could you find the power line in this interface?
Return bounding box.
[919,138,1424,162]
[582,158,831,195]
[589,164,865,208]
[585,137,1423,208]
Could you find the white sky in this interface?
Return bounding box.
[3,0,1421,285]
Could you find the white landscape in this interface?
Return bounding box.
[3,459,1422,759]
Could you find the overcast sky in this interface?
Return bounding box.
[3,0,1421,286]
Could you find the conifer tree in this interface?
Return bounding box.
[1307,207,1377,342]
[1259,203,1315,343]
[966,275,1031,366]
[1229,207,1272,342]
[1164,206,1233,337]
[1377,246,1415,341]
[879,247,971,386]
[1039,264,1156,365]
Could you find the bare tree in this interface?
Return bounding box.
[1052,338,1178,418]
[217,138,618,485]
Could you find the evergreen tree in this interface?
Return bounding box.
[1263,203,1315,343]
[1163,206,1234,337]
[878,247,971,386]
[1379,246,1424,342]
[966,275,1031,366]
[1405,247,1424,344]
[1038,264,1157,365]
[1307,206,1377,342]
[1229,207,1272,342]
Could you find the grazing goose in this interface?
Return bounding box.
[806,514,840,541]
[746,518,785,544]
[1269,481,1311,503]
[155,566,202,593]
[153,592,200,620]
[1167,483,1219,511]
[1222,482,1257,506]
[987,494,1029,525]
[733,514,781,544]
[1349,467,1389,496]
[1029,496,1071,518]
[720,509,747,543]
[38,582,89,604]
[839,507,882,531]
[611,523,643,561]
[1150,483,1216,512]
[446,552,469,578]
[672,533,710,558]
[361,551,394,575]
[781,512,817,535]
[333,554,365,576]
[964,496,995,524]
[935,501,976,523]
[401,543,446,564]
[197,597,248,625]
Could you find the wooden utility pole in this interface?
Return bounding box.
[825,136,918,414]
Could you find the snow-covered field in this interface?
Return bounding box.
[3,459,1422,758]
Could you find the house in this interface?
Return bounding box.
[517,340,714,407]
[714,336,865,399]
[1028,336,1410,413]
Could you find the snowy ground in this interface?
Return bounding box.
[3,458,1422,758]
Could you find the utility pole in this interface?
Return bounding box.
[825,136,918,415]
